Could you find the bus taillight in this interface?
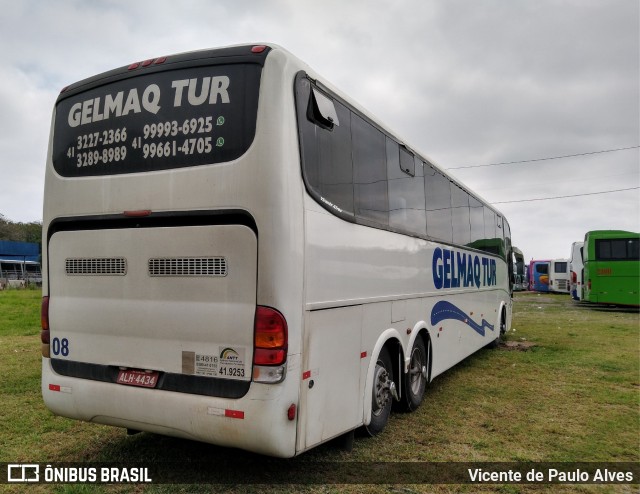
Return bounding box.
[253,306,288,383]
[41,296,51,357]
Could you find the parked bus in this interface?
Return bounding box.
[513,247,526,291]
[549,259,570,294]
[41,44,513,457]
[583,230,639,306]
[529,260,550,292]
[569,241,584,301]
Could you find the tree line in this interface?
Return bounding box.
[0,214,42,245]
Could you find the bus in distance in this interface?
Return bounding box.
[582,230,639,306]
[569,241,584,301]
[549,259,570,294]
[41,44,513,457]
[512,247,526,291]
[529,260,550,292]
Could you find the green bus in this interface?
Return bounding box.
[583,230,640,306]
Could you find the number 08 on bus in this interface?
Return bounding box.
[41,44,514,457]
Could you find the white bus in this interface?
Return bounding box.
[41,44,513,457]
[549,259,570,294]
[569,242,584,301]
[512,247,526,291]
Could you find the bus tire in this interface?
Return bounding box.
[500,307,507,335]
[488,308,507,348]
[400,336,428,412]
[365,347,394,436]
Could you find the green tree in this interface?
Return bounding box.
[0,214,42,244]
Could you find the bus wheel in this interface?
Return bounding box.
[365,347,394,436]
[488,308,507,348]
[500,308,507,335]
[399,336,428,412]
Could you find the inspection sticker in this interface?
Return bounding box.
[218,347,247,379]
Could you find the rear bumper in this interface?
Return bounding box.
[42,358,298,458]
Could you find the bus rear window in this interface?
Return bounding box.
[52,63,261,177]
[554,262,568,273]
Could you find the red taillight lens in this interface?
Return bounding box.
[254,306,287,366]
[254,348,287,365]
[41,296,49,331]
[41,296,50,345]
[571,271,577,283]
[588,279,592,290]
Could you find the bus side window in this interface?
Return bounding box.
[307,87,339,130]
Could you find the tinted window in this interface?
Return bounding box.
[388,141,426,235]
[469,196,485,245]
[611,240,627,259]
[536,264,549,274]
[554,262,568,273]
[425,165,452,242]
[630,239,640,259]
[484,207,497,240]
[400,146,415,176]
[297,79,354,216]
[451,184,470,245]
[596,238,640,260]
[296,73,508,258]
[504,219,512,254]
[352,114,388,226]
[597,240,611,259]
[53,63,262,177]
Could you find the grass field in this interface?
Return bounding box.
[0,289,638,493]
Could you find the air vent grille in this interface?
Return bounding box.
[66,258,127,276]
[148,257,227,277]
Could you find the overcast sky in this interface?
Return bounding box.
[1,0,638,261]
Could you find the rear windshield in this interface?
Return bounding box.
[553,262,568,273]
[53,63,261,177]
[535,264,549,274]
[596,238,640,261]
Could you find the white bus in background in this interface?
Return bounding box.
[41,44,513,457]
[569,242,584,301]
[512,247,526,291]
[549,259,570,293]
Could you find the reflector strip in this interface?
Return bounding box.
[123,209,152,217]
[360,351,367,359]
[302,370,311,380]
[224,409,245,419]
[48,384,72,393]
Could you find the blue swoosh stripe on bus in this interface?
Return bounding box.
[430,300,495,337]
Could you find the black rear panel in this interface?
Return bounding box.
[53,46,269,177]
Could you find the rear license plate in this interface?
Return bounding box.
[117,369,159,388]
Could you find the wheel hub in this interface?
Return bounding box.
[372,365,392,415]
